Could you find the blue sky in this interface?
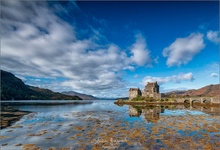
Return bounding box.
[1,1,219,98]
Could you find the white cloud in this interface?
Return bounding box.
[207,30,220,44]
[160,87,189,93]
[1,1,152,97]
[61,72,124,91]
[134,74,139,78]
[163,33,205,67]
[130,34,152,66]
[142,72,195,85]
[210,73,218,77]
[15,75,26,82]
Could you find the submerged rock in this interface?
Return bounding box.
[22,144,42,150]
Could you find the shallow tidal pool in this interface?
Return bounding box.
[0,100,219,150]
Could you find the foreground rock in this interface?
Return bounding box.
[0,106,30,129]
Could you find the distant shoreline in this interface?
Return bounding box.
[0,101,93,129]
[114,101,220,107]
[0,101,93,106]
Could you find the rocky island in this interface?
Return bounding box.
[115,82,220,107]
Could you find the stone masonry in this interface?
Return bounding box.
[129,82,161,100]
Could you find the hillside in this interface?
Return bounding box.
[62,91,98,100]
[183,84,219,97]
[165,84,220,97]
[1,70,82,100]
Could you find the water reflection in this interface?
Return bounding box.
[128,104,220,123]
[142,107,164,123]
[0,100,220,150]
[129,105,164,123]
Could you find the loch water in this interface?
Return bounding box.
[0,100,219,149]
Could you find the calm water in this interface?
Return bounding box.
[0,100,219,150]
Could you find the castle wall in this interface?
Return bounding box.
[129,82,161,100]
[142,91,161,99]
[129,88,141,100]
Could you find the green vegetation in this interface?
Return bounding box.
[131,95,176,102]
[131,95,159,102]
[117,99,124,102]
[160,98,176,102]
[1,70,82,100]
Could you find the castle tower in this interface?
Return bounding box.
[129,88,141,100]
[128,81,161,100]
[142,82,161,99]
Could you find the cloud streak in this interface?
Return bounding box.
[163,33,205,67]
[142,72,195,85]
[130,34,152,66]
[1,1,152,96]
[207,30,220,44]
[210,73,218,77]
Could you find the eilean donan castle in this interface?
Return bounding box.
[129,82,161,100]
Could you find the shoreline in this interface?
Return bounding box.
[114,101,220,107]
[0,101,93,106]
[0,101,93,129]
[1,106,31,129]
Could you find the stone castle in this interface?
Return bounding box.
[129,82,161,100]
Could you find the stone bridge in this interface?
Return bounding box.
[175,97,220,105]
[164,105,219,114]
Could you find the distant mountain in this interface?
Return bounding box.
[28,86,82,100]
[116,97,129,100]
[162,90,186,98]
[164,84,220,97]
[62,91,98,100]
[97,97,117,100]
[1,70,82,100]
[183,84,219,97]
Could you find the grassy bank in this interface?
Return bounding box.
[114,100,220,107]
[114,100,182,105]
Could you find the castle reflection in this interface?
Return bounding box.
[128,105,220,122]
[129,105,164,123]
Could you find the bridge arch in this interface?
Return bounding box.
[176,97,219,105]
[203,99,211,103]
[191,99,201,105]
[184,99,190,103]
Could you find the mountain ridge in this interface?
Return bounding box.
[1,70,219,100]
[62,91,98,100]
[1,70,82,100]
[164,84,219,97]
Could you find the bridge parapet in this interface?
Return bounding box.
[211,98,220,104]
[175,97,220,105]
